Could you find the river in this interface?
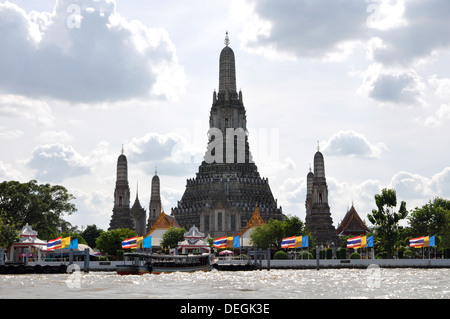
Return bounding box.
[0,268,449,299]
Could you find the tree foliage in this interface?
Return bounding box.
[95,228,136,256]
[368,188,407,258]
[0,210,20,248]
[81,224,105,248]
[0,180,77,239]
[160,227,186,251]
[250,215,306,250]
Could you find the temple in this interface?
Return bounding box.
[305,146,339,246]
[336,204,369,236]
[171,33,284,238]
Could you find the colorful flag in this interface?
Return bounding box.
[227,237,234,248]
[47,237,62,250]
[409,236,424,247]
[61,236,71,249]
[233,236,240,248]
[122,236,137,249]
[347,236,361,249]
[429,235,436,247]
[136,236,144,249]
[295,236,303,248]
[213,237,227,248]
[70,238,78,249]
[361,236,367,248]
[424,236,430,248]
[281,236,296,248]
[143,236,152,248]
[366,236,374,248]
[302,236,309,248]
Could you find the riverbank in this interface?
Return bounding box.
[217,258,450,269]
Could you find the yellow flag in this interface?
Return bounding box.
[227,237,234,249]
[424,236,429,248]
[295,236,303,248]
[361,236,367,248]
[137,236,144,249]
[61,236,71,249]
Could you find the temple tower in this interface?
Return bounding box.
[109,147,134,230]
[305,146,338,246]
[147,169,162,231]
[130,185,146,236]
[172,33,283,238]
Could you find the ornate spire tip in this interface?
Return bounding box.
[224,31,230,46]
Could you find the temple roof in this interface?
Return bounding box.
[184,225,204,239]
[239,205,266,236]
[146,211,180,236]
[336,204,369,236]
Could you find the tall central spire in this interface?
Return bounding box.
[219,32,237,94]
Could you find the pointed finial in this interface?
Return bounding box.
[155,166,158,176]
[121,144,124,155]
[224,31,230,46]
[317,141,320,152]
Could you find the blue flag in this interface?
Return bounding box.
[233,236,240,248]
[429,235,435,247]
[143,236,152,248]
[366,236,374,248]
[302,236,309,248]
[69,238,78,249]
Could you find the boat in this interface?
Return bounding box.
[116,252,215,275]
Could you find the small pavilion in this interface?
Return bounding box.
[336,204,370,236]
[9,224,47,263]
[177,225,210,254]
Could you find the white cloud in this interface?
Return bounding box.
[237,0,369,60]
[322,130,386,159]
[28,143,91,182]
[0,0,186,103]
[0,94,55,127]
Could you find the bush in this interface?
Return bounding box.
[274,250,289,260]
[299,251,313,259]
[403,249,414,259]
[349,252,361,259]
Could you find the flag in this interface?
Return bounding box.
[302,236,309,248]
[366,236,374,248]
[70,238,78,249]
[61,236,71,249]
[122,236,137,249]
[47,237,62,251]
[227,237,234,248]
[137,236,144,249]
[213,237,227,248]
[295,236,303,248]
[143,236,152,248]
[347,236,361,249]
[233,236,240,248]
[281,236,296,249]
[429,235,436,247]
[410,236,424,247]
[424,236,430,248]
[361,236,367,248]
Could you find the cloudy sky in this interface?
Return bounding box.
[1,0,449,231]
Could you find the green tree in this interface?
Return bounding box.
[408,197,450,238]
[82,224,105,248]
[0,180,77,239]
[160,227,186,251]
[368,188,407,258]
[0,211,20,248]
[250,215,307,250]
[95,228,136,256]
